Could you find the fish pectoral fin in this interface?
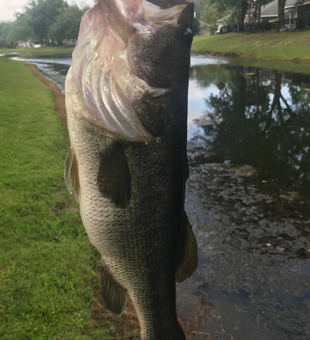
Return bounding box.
[97,142,131,208]
[64,146,80,202]
[101,265,127,316]
[176,216,198,283]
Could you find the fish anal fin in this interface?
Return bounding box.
[101,265,127,316]
[176,216,198,283]
[64,147,80,202]
[97,142,131,208]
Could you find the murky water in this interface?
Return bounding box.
[184,57,310,340]
[9,53,310,339]
[188,59,310,198]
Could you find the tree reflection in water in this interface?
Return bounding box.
[193,65,310,196]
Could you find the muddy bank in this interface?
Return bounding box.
[26,64,67,127]
[178,146,310,340]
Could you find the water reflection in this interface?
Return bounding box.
[184,60,310,340]
[10,54,72,93]
[8,53,310,195]
[190,63,310,197]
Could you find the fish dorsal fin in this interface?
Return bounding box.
[97,142,131,208]
[101,265,127,316]
[176,216,198,283]
[64,147,80,202]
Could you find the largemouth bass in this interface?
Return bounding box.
[64,0,197,339]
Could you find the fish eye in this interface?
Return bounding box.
[180,28,193,47]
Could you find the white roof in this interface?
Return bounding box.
[261,0,310,17]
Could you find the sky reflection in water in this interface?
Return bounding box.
[188,58,310,197]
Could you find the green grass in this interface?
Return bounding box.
[0,58,111,340]
[192,30,310,62]
[0,45,74,56]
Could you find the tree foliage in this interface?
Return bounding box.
[49,5,88,45]
[0,22,14,47]
[192,18,201,36]
[200,3,230,33]
[27,0,68,42]
[6,14,37,44]
[0,0,90,47]
[194,0,274,26]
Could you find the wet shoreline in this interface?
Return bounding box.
[178,146,310,340]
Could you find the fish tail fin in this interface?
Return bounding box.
[176,215,198,283]
[100,264,127,316]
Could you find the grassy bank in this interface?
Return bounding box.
[0,45,74,56]
[3,30,310,65]
[192,30,310,62]
[0,58,111,340]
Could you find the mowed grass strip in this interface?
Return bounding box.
[0,58,110,340]
[0,45,74,56]
[192,31,310,62]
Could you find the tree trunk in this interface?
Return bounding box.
[240,0,248,23]
[278,0,286,30]
[254,68,260,132]
[257,0,262,24]
[265,71,282,131]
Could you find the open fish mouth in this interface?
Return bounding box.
[65,2,196,339]
[70,0,194,143]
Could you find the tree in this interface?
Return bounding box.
[49,5,88,45]
[200,3,230,33]
[27,0,68,44]
[194,0,209,20]
[0,22,14,47]
[6,13,37,44]
[208,0,248,24]
[278,0,286,30]
[257,0,262,23]
[192,17,201,36]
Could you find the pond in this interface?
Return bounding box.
[9,53,310,340]
[11,53,310,198]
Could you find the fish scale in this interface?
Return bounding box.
[69,109,185,338]
[64,1,197,339]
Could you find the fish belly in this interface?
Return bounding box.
[67,87,187,340]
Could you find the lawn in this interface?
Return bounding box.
[0,58,113,340]
[0,45,74,56]
[192,30,310,62]
[3,30,310,65]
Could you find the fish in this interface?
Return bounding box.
[64,0,197,339]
